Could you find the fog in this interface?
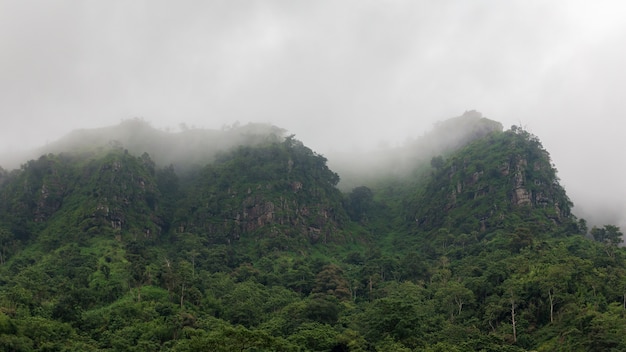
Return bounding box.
[1,1,625,228]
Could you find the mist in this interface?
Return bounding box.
[1,1,625,229]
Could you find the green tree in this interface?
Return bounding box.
[360,282,441,349]
[431,155,445,170]
[345,186,374,222]
[312,264,351,301]
[591,225,623,258]
[287,322,338,352]
[434,280,475,321]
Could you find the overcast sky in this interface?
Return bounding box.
[1,0,625,226]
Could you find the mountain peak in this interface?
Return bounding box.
[412,125,573,235]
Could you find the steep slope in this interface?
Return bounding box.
[0,150,166,249]
[174,136,349,249]
[409,126,574,236]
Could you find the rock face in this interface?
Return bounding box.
[181,178,342,245]
[512,187,532,206]
[508,157,533,206]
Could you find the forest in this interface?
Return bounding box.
[0,115,624,351]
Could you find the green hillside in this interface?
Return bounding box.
[0,117,624,351]
[411,126,573,235]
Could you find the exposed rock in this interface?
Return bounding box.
[512,187,532,206]
[500,162,510,176]
[241,199,275,232]
[291,181,303,192]
[472,171,483,183]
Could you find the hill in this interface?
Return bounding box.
[410,125,573,234]
[0,115,624,351]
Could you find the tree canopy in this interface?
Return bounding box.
[0,125,624,351]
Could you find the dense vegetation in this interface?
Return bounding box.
[0,117,624,351]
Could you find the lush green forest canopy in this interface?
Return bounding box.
[0,115,624,351]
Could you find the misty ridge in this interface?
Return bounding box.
[0,111,500,184]
[0,119,286,173]
[327,110,503,189]
[1,110,619,234]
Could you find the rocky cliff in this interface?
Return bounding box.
[175,138,347,247]
[411,127,573,234]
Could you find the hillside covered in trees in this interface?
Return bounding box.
[0,114,624,351]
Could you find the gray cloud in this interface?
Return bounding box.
[1,0,625,227]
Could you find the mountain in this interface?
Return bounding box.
[0,114,624,351]
[411,125,573,234]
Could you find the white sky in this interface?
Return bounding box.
[1,0,625,226]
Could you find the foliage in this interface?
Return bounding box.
[0,125,624,351]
